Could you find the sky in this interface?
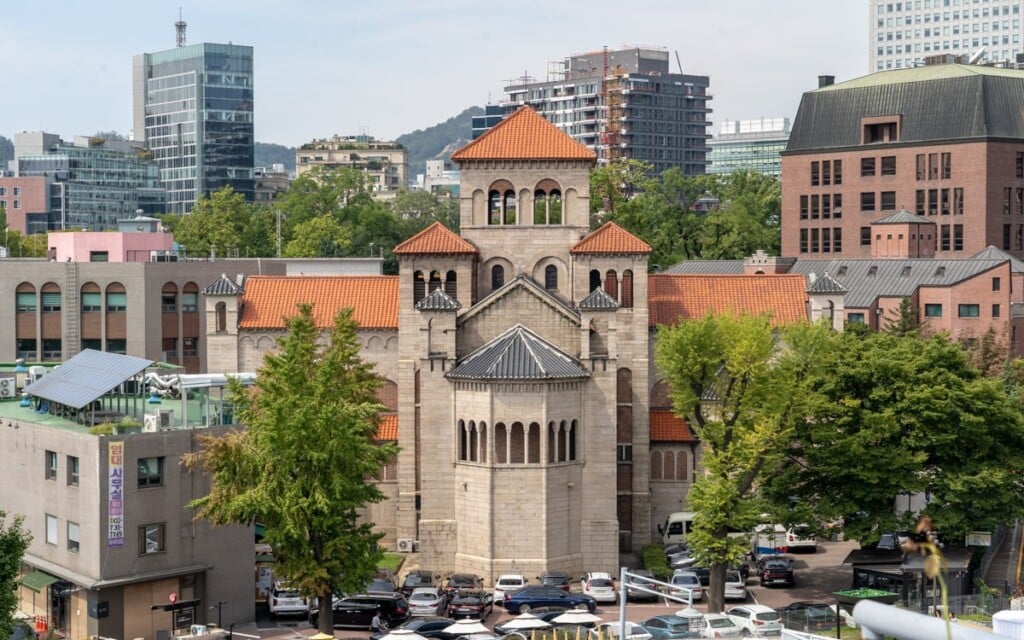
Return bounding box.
[1,1,868,147]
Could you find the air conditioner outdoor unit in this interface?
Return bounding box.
[156,409,173,428]
[396,538,415,553]
[0,379,15,398]
[143,414,160,432]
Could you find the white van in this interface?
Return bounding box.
[660,511,695,545]
[752,523,787,558]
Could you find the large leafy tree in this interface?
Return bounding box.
[183,305,398,632]
[655,313,831,612]
[0,511,31,640]
[167,187,271,257]
[763,331,1024,545]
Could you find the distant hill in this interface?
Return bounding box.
[396,106,482,184]
[255,142,296,172]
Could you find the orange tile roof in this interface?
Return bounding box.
[377,414,398,441]
[393,221,478,255]
[650,410,695,442]
[648,274,807,327]
[570,222,652,255]
[451,106,597,161]
[239,276,398,330]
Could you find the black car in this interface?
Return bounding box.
[402,570,440,597]
[446,590,494,619]
[538,570,572,591]
[759,558,795,587]
[502,585,597,614]
[776,601,841,631]
[366,577,398,594]
[444,573,483,595]
[369,616,455,640]
[310,593,410,629]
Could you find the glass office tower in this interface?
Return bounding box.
[133,43,254,214]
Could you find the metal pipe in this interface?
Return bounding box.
[854,599,1012,640]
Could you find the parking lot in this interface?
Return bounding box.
[245,539,861,639]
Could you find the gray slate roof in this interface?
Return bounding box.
[23,349,153,410]
[415,288,460,311]
[874,209,934,225]
[204,274,242,295]
[661,260,745,275]
[578,288,620,311]
[972,245,1024,273]
[807,272,847,295]
[447,325,589,382]
[787,64,1024,152]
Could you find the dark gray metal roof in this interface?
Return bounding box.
[204,274,242,295]
[578,288,620,311]
[23,349,153,409]
[873,209,933,225]
[661,260,745,275]
[787,64,1024,152]
[447,325,589,382]
[415,288,461,311]
[807,272,847,294]
[790,258,1007,308]
[972,245,1024,273]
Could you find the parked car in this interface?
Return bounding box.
[494,574,528,601]
[785,525,818,552]
[268,582,309,618]
[726,605,784,638]
[592,621,654,640]
[723,570,747,602]
[667,572,703,602]
[758,557,795,588]
[642,615,700,640]
[696,613,741,639]
[9,621,35,640]
[502,585,597,613]
[625,569,660,602]
[446,590,494,619]
[367,577,398,594]
[444,573,483,595]
[402,570,440,597]
[369,616,454,640]
[538,570,572,591]
[776,601,839,631]
[310,593,410,629]
[408,587,447,617]
[581,576,617,603]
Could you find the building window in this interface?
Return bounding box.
[863,121,898,143]
[67,456,79,486]
[847,313,866,325]
[861,157,876,177]
[860,227,872,246]
[941,152,951,179]
[81,292,101,312]
[822,160,832,186]
[138,457,164,487]
[928,189,938,215]
[544,265,558,290]
[89,251,108,262]
[881,191,896,210]
[810,228,820,253]
[993,303,1001,318]
[617,444,633,463]
[12,187,20,196]
[106,292,126,312]
[834,159,842,185]
[45,450,57,480]
[183,337,198,357]
[925,304,943,318]
[1006,224,1013,250]
[162,292,177,312]
[834,228,843,252]
[917,190,926,215]
[42,292,61,312]
[953,188,964,215]
[181,292,198,312]
[993,277,1001,292]
[861,192,876,211]
[216,302,227,332]
[811,195,820,219]
[107,339,126,355]
[953,224,963,250]
[799,229,808,253]
[67,522,79,553]
[1017,151,1023,178]
[42,339,61,360]
[811,161,820,186]
[491,265,504,291]
[45,514,57,546]
[12,200,19,210]
[800,195,809,219]
[916,154,925,180]
[929,153,939,179]
[958,304,980,318]
[834,193,843,218]
[881,156,896,175]
[139,523,166,555]
[16,292,36,313]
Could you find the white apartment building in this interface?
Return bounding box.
[870,0,1024,71]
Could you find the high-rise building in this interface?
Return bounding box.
[708,118,790,177]
[477,46,712,175]
[870,1,1024,71]
[133,27,254,214]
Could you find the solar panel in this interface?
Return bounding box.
[23,349,153,409]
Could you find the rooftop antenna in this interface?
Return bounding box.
[175,8,187,48]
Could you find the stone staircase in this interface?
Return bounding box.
[983,522,1020,593]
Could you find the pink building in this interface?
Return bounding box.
[48,229,173,263]
[0,176,48,234]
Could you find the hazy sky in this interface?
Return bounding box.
[2,1,868,146]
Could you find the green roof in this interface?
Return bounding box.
[817,63,1024,91]
[21,570,59,592]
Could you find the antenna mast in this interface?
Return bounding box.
[175,8,187,48]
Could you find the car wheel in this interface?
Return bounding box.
[588,603,596,613]
[518,604,531,614]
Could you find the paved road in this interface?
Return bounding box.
[237,539,860,639]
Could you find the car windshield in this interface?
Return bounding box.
[672,575,697,585]
[406,575,428,586]
[590,579,613,587]
[542,576,567,585]
[666,623,690,633]
[756,612,781,622]
[451,592,485,603]
[708,618,733,629]
[725,572,742,583]
[410,593,435,601]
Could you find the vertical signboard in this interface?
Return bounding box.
[108,441,125,547]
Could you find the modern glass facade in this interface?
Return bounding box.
[707,118,790,178]
[133,43,254,214]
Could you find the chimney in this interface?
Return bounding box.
[818,75,835,88]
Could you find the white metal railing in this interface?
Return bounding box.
[854,599,1012,639]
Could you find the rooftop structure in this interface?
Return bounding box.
[295,135,407,192]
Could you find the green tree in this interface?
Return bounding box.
[170,187,270,257]
[277,167,368,229]
[883,297,921,336]
[284,215,352,257]
[183,305,398,632]
[764,331,1024,545]
[387,190,459,233]
[0,511,31,640]
[699,170,781,259]
[589,159,656,218]
[655,313,831,612]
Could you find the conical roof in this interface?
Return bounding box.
[451,106,596,161]
[447,325,589,381]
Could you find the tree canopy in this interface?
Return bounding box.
[0,511,31,640]
[183,305,398,632]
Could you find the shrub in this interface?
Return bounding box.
[643,543,671,581]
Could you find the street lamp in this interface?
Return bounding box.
[210,601,226,628]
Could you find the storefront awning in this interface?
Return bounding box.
[21,571,59,592]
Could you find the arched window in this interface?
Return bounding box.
[651,452,663,480]
[216,302,227,333]
[458,420,468,461]
[429,271,443,293]
[491,265,505,291]
[106,283,126,312]
[544,265,558,290]
[533,180,562,225]
[568,420,578,461]
[488,191,502,225]
[444,270,458,300]
[41,283,62,313]
[528,422,540,463]
[488,180,515,225]
[677,450,688,481]
[469,421,478,462]
[15,283,36,313]
[182,282,199,312]
[413,271,426,305]
[495,422,508,463]
[479,422,488,464]
[534,190,548,225]
[161,282,178,313]
[621,270,634,308]
[549,190,562,224]
[548,422,557,463]
[503,190,517,224]
[604,270,619,300]
[510,422,525,464]
[664,451,676,480]
[558,420,568,462]
[590,270,602,293]
[81,283,101,313]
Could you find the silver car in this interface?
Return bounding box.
[408,587,445,617]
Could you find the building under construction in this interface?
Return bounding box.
[474,46,712,175]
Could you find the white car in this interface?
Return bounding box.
[723,569,747,602]
[408,586,445,616]
[667,571,702,602]
[698,613,742,638]
[267,582,309,618]
[493,574,528,601]
[785,524,818,552]
[726,604,784,637]
[592,621,653,640]
[581,575,617,603]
